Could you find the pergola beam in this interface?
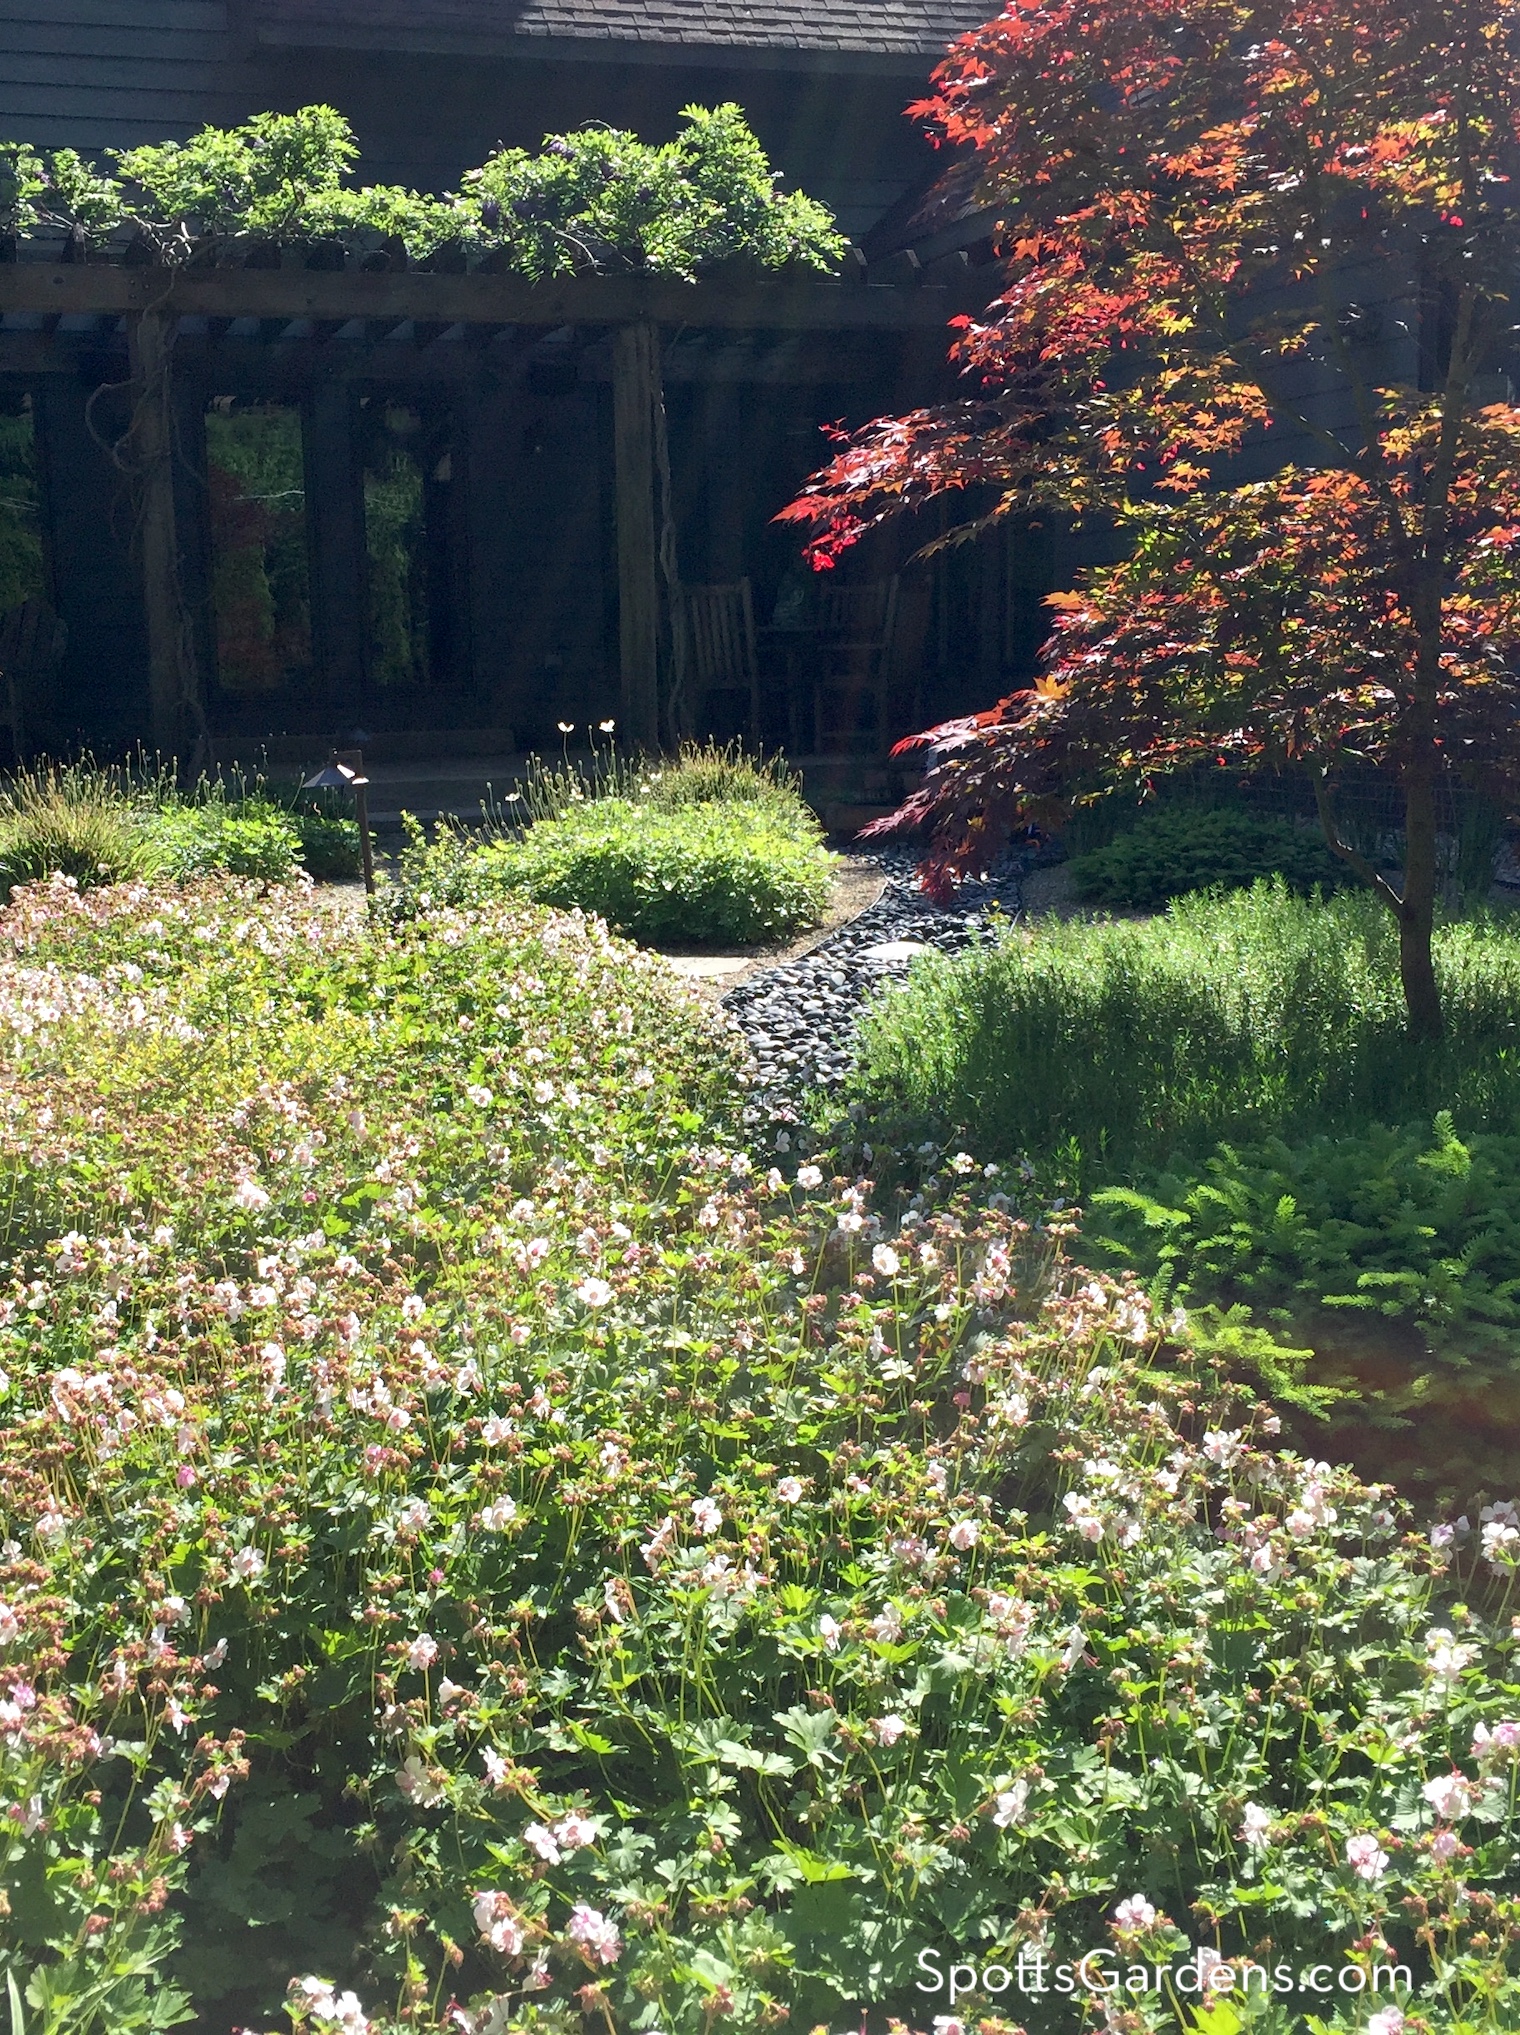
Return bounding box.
[0,262,969,333]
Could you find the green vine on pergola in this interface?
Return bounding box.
[0,103,846,282]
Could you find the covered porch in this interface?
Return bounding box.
[0,255,1042,778]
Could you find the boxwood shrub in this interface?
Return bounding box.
[1069,805,1349,908]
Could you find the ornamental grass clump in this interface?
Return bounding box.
[850,882,1520,1177]
[502,739,817,837]
[0,759,152,900]
[638,741,814,833]
[0,874,1518,2034]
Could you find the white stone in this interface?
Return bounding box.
[665,955,750,977]
[860,940,932,964]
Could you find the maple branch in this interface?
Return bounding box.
[1215,341,1415,575]
[1454,0,1481,225]
[1310,768,1404,913]
[1422,285,1481,566]
[1223,344,1366,468]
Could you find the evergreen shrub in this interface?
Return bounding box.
[1069,805,1348,908]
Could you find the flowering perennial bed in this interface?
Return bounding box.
[0,877,1514,2035]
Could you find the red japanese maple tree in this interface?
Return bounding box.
[778,0,1520,1035]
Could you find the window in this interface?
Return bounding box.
[361,401,430,690]
[205,399,311,695]
[0,395,44,617]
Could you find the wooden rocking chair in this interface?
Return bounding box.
[811,575,899,752]
[671,580,760,747]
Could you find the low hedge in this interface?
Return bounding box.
[1069,805,1349,908]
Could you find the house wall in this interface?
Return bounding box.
[0,0,263,152]
[0,5,1077,752]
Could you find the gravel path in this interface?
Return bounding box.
[721,848,1046,1146]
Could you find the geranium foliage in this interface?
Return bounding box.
[778,0,1520,1034]
[1,875,1519,2035]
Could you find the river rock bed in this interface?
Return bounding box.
[721,848,1033,1146]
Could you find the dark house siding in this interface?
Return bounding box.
[0,1,268,148]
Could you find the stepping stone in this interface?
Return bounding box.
[859,939,933,964]
[666,955,750,977]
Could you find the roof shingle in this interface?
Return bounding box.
[250,0,988,63]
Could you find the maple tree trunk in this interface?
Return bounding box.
[1399,768,1443,1042]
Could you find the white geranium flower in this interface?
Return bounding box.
[566,1902,621,1965]
[1422,1771,1475,1821]
[991,1778,1029,1828]
[1345,1833,1390,1882]
[1238,1802,1272,1849]
[397,1754,445,1808]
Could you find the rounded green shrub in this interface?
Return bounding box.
[293,808,363,881]
[455,796,834,944]
[1070,805,1348,908]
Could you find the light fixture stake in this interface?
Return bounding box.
[302,749,376,896]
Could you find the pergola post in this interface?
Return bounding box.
[612,319,662,751]
[126,308,202,765]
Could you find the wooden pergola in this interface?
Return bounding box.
[0,260,974,759]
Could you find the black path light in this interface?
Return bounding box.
[302,749,377,895]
